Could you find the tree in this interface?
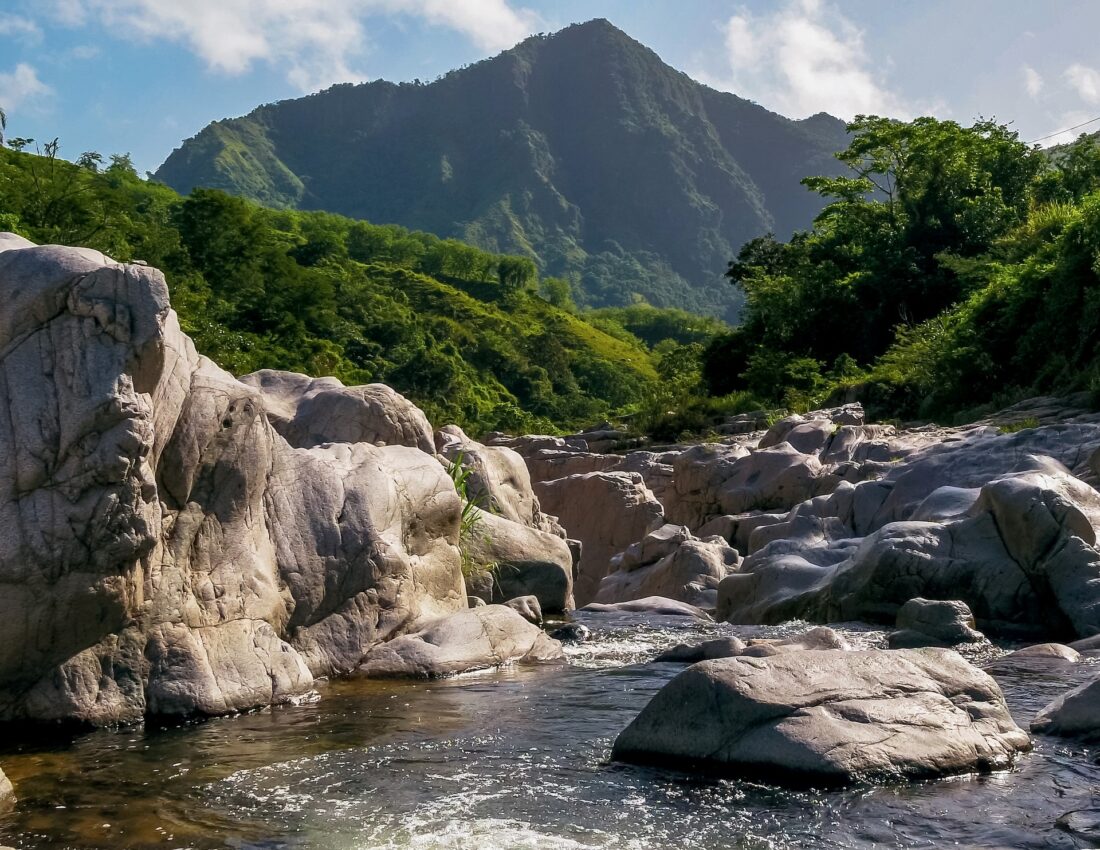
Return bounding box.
[497,256,537,295]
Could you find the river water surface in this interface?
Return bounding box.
[2,613,1099,849]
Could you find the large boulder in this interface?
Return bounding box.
[463,509,574,613]
[1032,673,1100,740]
[435,424,561,532]
[356,605,563,678]
[580,597,712,619]
[887,598,985,648]
[0,238,466,725]
[613,649,1030,784]
[594,524,740,609]
[535,471,665,606]
[718,461,1100,638]
[240,369,435,452]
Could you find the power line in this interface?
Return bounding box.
[1027,115,1100,145]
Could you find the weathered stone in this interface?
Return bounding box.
[356,606,563,678]
[0,766,12,810]
[653,636,747,663]
[0,238,467,724]
[580,597,712,619]
[503,595,543,624]
[1007,643,1080,662]
[535,471,665,606]
[613,649,1030,783]
[887,598,985,648]
[548,622,591,643]
[1032,672,1100,739]
[463,510,574,613]
[241,369,434,452]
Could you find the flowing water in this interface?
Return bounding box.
[1,613,1099,850]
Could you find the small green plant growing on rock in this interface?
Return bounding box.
[445,452,497,580]
[1000,417,1040,434]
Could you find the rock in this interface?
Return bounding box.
[241,369,435,452]
[580,597,712,620]
[887,598,985,648]
[1069,633,1100,652]
[522,449,622,483]
[718,461,1100,638]
[435,424,560,532]
[0,766,12,810]
[0,238,467,725]
[1056,809,1100,840]
[468,596,487,608]
[356,606,563,678]
[654,637,747,663]
[1032,672,1100,739]
[535,472,665,606]
[1007,643,1080,662]
[463,510,574,613]
[548,623,591,643]
[503,595,543,624]
[595,526,740,609]
[612,648,1030,784]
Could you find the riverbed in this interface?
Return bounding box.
[1,613,1098,849]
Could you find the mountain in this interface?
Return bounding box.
[155,19,849,321]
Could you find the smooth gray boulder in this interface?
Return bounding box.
[463,510,574,613]
[535,471,665,606]
[0,238,467,725]
[241,369,435,452]
[613,649,1030,783]
[1007,643,1080,662]
[595,524,740,609]
[503,595,543,624]
[356,606,563,678]
[718,462,1100,638]
[1032,672,1100,739]
[653,627,847,663]
[887,598,985,648]
[580,597,712,619]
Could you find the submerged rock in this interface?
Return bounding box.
[0,767,12,810]
[653,627,847,663]
[612,648,1030,784]
[548,622,591,643]
[356,606,564,678]
[580,597,712,619]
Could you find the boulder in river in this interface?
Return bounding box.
[503,595,543,624]
[0,767,12,810]
[580,597,712,620]
[653,626,847,663]
[356,605,564,678]
[613,648,1030,784]
[887,598,985,648]
[1032,672,1100,740]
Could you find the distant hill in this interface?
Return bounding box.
[155,19,849,321]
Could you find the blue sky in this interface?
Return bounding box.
[2,0,1099,174]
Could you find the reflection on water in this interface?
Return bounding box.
[1,613,1098,849]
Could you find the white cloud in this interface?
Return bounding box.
[46,0,539,92]
[699,0,920,120]
[0,14,42,41]
[69,44,101,59]
[1023,65,1042,99]
[1065,63,1100,104]
[0,63,53,112]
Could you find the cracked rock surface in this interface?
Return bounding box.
[612,648,1030,783]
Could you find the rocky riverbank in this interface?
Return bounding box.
[4,235,1100,812]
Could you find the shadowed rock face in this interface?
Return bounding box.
[613,648,1030,784]
[0,237,466,725]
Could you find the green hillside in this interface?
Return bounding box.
[0,144,671,435]
[154,19,849,322]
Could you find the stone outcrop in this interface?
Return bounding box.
[241,369,435,452]
[613,649,1030,783]
[0,237,467,725]
[718,460,1100,638]
[356,605,563,678]
[594,524,740,609]
[535,471,665,606]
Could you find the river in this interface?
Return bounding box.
[1,613,1098,849]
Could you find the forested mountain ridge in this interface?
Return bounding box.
[154,18,848,321]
